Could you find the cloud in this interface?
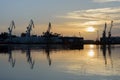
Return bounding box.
[56,7,120,39]
[93,0,120,3]
[57,7,120,26]
[57,7,120,37]
[58,7,120,21]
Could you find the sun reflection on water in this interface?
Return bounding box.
[88,50,95,57]
[89,45,94,49]
[87,45,95,57]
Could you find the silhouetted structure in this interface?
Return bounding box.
[100,21,120,44]
[0,20,84,49]
[100,22,107,45]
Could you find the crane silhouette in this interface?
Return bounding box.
[26,19,34,37]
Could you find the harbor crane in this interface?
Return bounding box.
[8,20,15,37]
[26,19,34,37]
[108,21,113,38]
[42,22,52,39]
[101,22,107,44]
[103,22,107,38]
[47,22,51,33]
[44,22,52,37]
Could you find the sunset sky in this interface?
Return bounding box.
[0,0,120,40]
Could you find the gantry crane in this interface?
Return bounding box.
[26,19,34,37]
[8,20,15,37]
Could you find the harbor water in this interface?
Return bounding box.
[0,44,120,80]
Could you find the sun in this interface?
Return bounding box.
[86,26,95,32]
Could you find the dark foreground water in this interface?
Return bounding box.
[0,44,120,80]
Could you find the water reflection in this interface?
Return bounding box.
[101,44,113,67]
[88,49,95,57]
[8,47,16,68]
[108,45,113,68]
[0,45,15,68]
[44,44,52,66]
[0,44,83,68]
[0,44,120,80]
[26,46,35,69]
[0,44,116,69]
[0,44,118,69]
